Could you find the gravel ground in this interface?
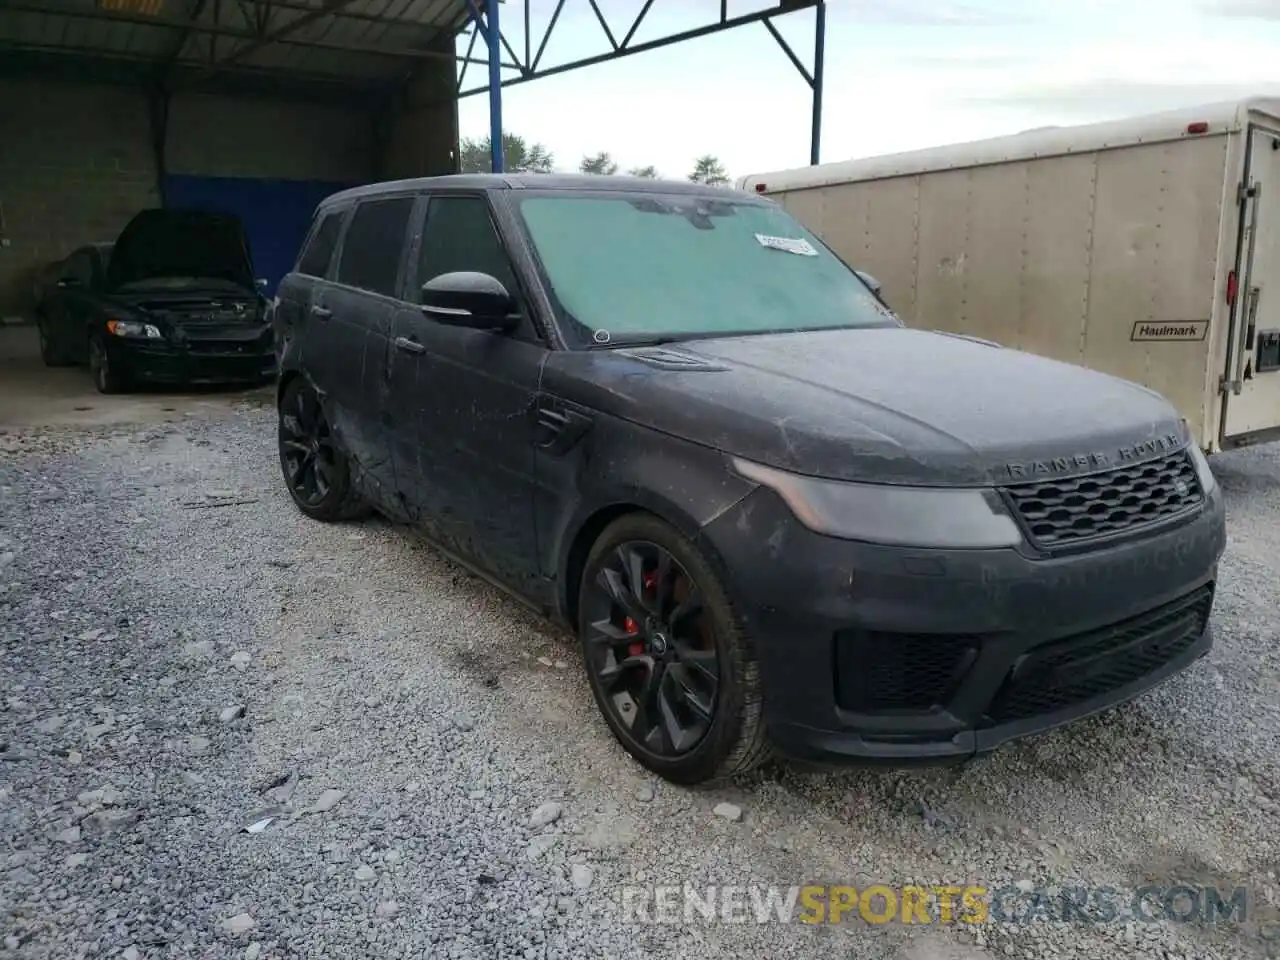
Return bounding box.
[2,398,1279,959]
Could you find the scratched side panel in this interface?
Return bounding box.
[318,285,399,500]
[536,357,757,615]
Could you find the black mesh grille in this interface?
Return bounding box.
[186,338,263,355]
[986,584,1214,725]
[1004,451,1202,549]
[834,631,979,713]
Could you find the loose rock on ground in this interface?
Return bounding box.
[1,396,1277,959]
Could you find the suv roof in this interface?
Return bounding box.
[320,173,749,210]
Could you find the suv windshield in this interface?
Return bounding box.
[514,192,896,346]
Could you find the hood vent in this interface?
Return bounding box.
[618,347,726,371]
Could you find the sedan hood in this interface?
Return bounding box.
[107,208,255,292]
[543,327,1189,487]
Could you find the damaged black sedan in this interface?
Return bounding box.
[275,174,1226,784]
[37,208,275,393]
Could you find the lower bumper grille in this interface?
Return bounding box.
[985,584,1214,724]
[834,630,980,713]
[186,339,269,355]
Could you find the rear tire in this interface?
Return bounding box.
[278,377,371,522]
[578,513,770,785]
[88,336,126,393]
[37,317,73,367]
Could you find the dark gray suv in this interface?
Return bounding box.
[275,174,1226,784]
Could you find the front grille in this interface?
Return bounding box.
[186,338,263,355]
[834,630,979,713]
[985,584,1214,725]
[1004,451,1202,549]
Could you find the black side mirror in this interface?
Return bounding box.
[420,271,517,330]
[255,278,269,291]
[855,270,883,298]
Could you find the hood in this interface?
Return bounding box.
[106,208,254,292]
[543,327,1188,487]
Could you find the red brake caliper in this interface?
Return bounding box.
[624,569,661,657]
[624,616,642,657]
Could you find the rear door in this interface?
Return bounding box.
[322,193,417,507]
[52,248,97,357]
[1223,123,1280,439]
[277,205,346,364]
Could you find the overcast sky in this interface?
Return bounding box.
[454,0,1280,180]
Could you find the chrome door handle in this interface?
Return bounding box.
[394,336,426,355]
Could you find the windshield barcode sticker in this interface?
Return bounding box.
[755,234,818,256]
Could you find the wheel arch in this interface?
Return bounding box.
[277,368,303,409]
[557,493,738,627]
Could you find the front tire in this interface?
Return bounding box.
[88,336,126,393]
[578,513,770,785]
[278,377,370,522]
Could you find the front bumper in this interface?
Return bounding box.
[107,329,276,385]
[702,483,1227,764]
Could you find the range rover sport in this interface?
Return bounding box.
[274,174,1226,784]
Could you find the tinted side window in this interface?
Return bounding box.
[335,197,414,297]
[417,196,517,295]
[297,211,344,278]
[62,251,93,286]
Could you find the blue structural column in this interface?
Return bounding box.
[485,0,504,173]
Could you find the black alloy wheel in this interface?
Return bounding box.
[579,514,769,784]
[277,378,369,522]
[280,385,335,507]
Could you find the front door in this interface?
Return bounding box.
[1224,124,1280,439]
[385,193,546,594]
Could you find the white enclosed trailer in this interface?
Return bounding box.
[739,98,1280,452]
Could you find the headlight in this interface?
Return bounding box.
[1188,444,1217,494]
[732,457,1023,548]
[106,319,162,339]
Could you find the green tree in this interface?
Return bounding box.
[459,133,555,174]
[627,165,659,179]
[687,154,729,186]
[579,151,619,175]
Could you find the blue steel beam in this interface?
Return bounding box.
[456,1,827,167]
[463,0,505,172]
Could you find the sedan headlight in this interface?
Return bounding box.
[106,319,162,339]
[1188,444,1217,494]
[732,457,1023,548]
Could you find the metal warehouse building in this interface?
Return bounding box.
[0,0,828,320]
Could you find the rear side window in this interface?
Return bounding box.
[297,211,344,278]
[335,197,415,297]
